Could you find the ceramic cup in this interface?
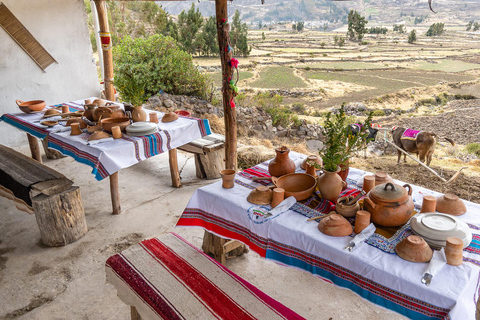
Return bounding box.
[149,113,159,124]
[420,195,437,213]
[354,210,371,234]
[220,169,236,189]
[70,123,82,135]
[62,105,69,114]
[363,175,375,193]
[305,163,316,177]
[445,237,463,266]
[271,188,285,208]
[111,125,122,139]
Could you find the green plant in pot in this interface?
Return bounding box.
[317,105,373,202]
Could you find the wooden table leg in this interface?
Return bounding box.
[169,148,181,188]
[26,133,42,163]
[110,172,121,215]
[41,136,65,159]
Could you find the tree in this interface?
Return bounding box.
[347,10,368,41]
[333,35,345,47]
[474,22,480,32]
[426,22,445,36]
[296,21,305,32]
[177,4,204,54]
[467,20,474,31]
[113,34,211,104]
[200,16,218,56]
[231,10,251,57]
[262,32,266,41]
[408,30,417,43]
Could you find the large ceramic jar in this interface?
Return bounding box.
[364,182,414,227]
[317,167,347,203]
[268,146,295,177]
[83,104,97,122]
[132,106,148,122]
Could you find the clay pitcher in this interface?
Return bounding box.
[132,106,148,122]
[268,146,295,177]
[317,167,347,203]
[83,104,97,122]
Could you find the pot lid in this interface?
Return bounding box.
[369,182,408,202]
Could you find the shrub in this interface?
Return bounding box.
[292,102,306,114]
[113,34,210,105]
[466,143,480,156]
[371,109,386,117]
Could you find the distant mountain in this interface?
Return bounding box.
[157,0,480,28]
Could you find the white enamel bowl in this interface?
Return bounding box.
[410,212,472,249]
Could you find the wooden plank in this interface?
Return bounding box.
[27,133,42,163]
[178,144,204,154]
[30,178,74,197]
[0,3,56,71]
[169,149,181,188]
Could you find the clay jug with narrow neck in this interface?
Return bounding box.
[317,167,347,203]
[132,106,148,122]
[268,146,295,177]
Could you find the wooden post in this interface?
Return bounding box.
[110,172,121,215]
[26,133,42,163]
[93,1,115,101]
[130,306,142,320]
[169,148,181,188]
[215,0,237,170]
[41,137,65,160]
[31,186,87,247]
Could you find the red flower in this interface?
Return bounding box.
[229,58,239,68]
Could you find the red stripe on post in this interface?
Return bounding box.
[142,238,257,320]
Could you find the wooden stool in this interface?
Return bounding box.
[105,232,304,320]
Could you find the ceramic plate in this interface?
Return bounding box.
[421,213,456,232]
[125,127,158,137]
[126,122,157,133]
[40,120,58,127]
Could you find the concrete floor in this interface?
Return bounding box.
[0,144,406,320]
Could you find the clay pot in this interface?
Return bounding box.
[272,173,316,201]
[317,167,347,203]
[162,112,179,123]
[364,182,414,227]
[395,235,433,263]
[301,155,322,170]
[336,196,360,218]
[101,117,131,133]
[16,99,46,113]
[445,237,463,266]
[436,194,466,216]
[318,214,353,237]
[220,169,236,188]
[268,146,295,177]
[247,186,273,205]
[83,104,97,121]
[338,162,350,190]
[132,106,148,122]
[92,98,106,106]
[66,118,87,129]
[93,105,125,121]
[174,110,192,117]
[374,172,394,186]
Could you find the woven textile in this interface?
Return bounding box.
[401,128,421,140]
[0,98,211,180]
[177,152,480,320]
[105,232,304,320]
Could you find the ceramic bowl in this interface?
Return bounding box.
[66,118,87,129]
[395,235,433,263]
[16,100,46,113]
[272,173,317,201]
[40,120,58,127]
[300,155,323,170]
[174,110,191,117]
[318,213,353,237]
[43,109,61,117]
[374,171,394,186]
[162,112,179,123]
[410,212,472,249]
[335,196,360,218]
[436,194,467,216]
[88,130,111,141]
[247,186,273,205]
[92,98,106,106]
[101,117,131,133]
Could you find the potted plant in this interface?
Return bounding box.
[317,105,373,202]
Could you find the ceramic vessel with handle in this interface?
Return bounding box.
[268,146,295,177]
[364,182,414,227]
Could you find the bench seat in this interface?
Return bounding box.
[105,232,305,320]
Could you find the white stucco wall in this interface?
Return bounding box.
[0,0,100,147]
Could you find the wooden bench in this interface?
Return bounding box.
[105,232,304,320]
[0,144,87,246]
[178,133,225,180]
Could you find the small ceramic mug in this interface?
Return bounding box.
[354,210,371,234]
[70,123,82,135]
[111,126,122,139]
[445,237,463,266]
[149,113,159,124]
[420,195,437,213]
[271,188,285,208]
[220,169,236,189]
[362,175,375,193]
[62,105,69,114]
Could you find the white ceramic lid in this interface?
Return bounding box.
[410,212,472,248]
[125,127,158,137]
[126,122,157,133]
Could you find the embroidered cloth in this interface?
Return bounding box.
[177,152,480,320]
[0,97,211,180]
[401,128,421,140]
[105,232,305,320]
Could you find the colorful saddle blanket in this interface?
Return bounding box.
[401,128,420,140]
